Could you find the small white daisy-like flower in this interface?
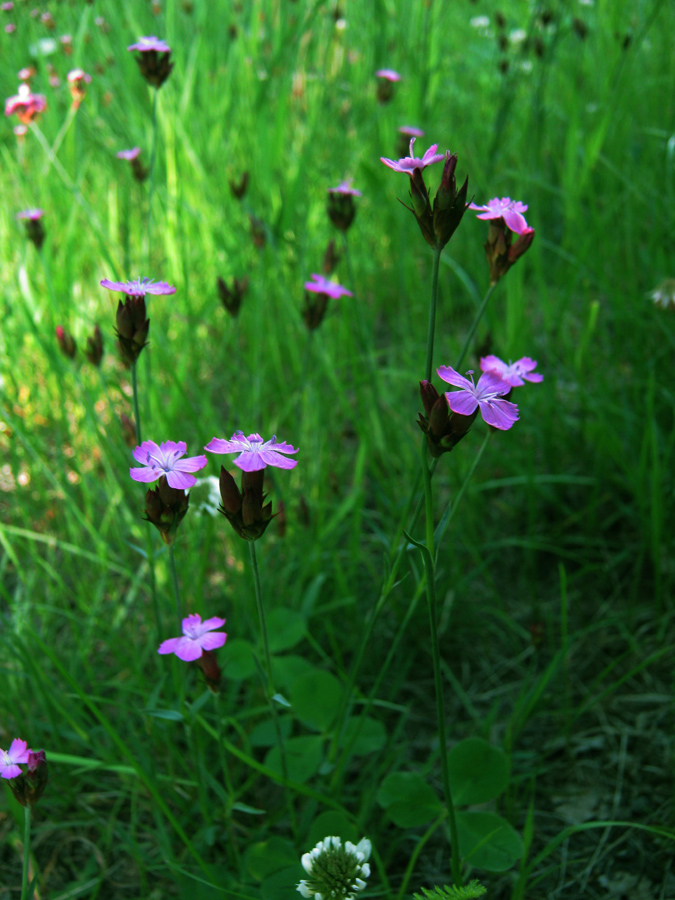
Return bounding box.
[649,279,675,311]
[297,836,372,900]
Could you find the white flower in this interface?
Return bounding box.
[296,836,372,900]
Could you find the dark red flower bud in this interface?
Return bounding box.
[143,476,189,545]
[483,221,535,284]
[7,749,48,807]
[196,649,222,693]
[219,466,242,516]
[115,296,150,366]
[84,324,104,366]
[229,171,249,199]
[56,325,76,359]
[327,192,357,232]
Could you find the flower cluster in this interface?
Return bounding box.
[1,739,48,807]
[381,138,469,250]
[303,274,353,330]
[102,277,176,366]
[5,83,46,124]
[298,836,372,900]
[419,356,543,455]
[468,197,535,283]
[128,36,174,89]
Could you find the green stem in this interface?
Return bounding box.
[421,439,462,886]
[455,283,497,371]
[41,104,78,176]
[131,362,142,444]
[248,542,296,836]
[146,89,159,266]
[168,544,182,624]
[20,805,31,900]
[425,246,442,381]
[214,695,241,868]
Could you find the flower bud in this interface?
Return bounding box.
[327,192,356,232]
[302,292,329,331]
[219,466,242,516]
[115,296,150,366]
[56,325,76,359]
[217,276,249,318]
[132,46,173,89]
[84,324,104,366]
[432,152,469,247]
[483,221,535,284]
[7,749,48,807]
[217,467,275,541]
[143,476,189,545]
[196,649,222,693]
[417,381,477,457]
[229,171,250,199]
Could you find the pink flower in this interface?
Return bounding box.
[398,125,424,137]
[327,179,362,197]
[116,147,141,160]
[205,431,298,472]
[130,440,208,489]
[158,614,227,662]
[1,738,29,779]
[437,366,519,430]
[17,208,44,220]
[376,69,401,81]
[380,137,445,174]
[479,355,543,386]
[127,35,171,53]
[304,273,353,299]
[468,197,530,235]
[5,84,46,123]
[67,68,91,85]
[100,277,176,297]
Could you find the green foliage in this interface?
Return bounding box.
[446,738,509,806]
[413,881,487,900]
[376,772,444,827]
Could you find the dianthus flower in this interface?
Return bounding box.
[437,365,519,430]
[303,274,353,329]
[130,440,207,489]
[479,355,543,386]
[117,147,141,161]
[0,738,29,779]
[158,613,227,661]
[17,208,45,249]
[297,836,372,900]
[4,83,46,124]
[100,276,176,297]
[67,68,91,107]
[398,125,424,138]
[205,432,298,471]
[375,68,400,103]
[380,137,445,174]
[304,274,353,300]
[469,197,530,235]
[328,178,362,198]
[116,148,148,182]
[376,69,401,81]
[128,36,173,89]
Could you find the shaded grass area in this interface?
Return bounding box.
[1,0,674,897]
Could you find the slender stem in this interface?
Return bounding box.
[168,544,182,624]
[41,104,78,176]
[20,805,31,900]
[425,246,442,381]
[248,543,273,698]
[454,282,497,371]
[145,89,159,265]
[214,695,241,868]
[421,439,462,886]
[248,542,297,836]
[131,362,142,444]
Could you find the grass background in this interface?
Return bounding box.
[1,0,674,897]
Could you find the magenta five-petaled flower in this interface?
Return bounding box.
[158,614,227,662]
[0,738,29,779]
[127,36,171,53]
[117,147,141,160]
[100,277,176,297]
[375,69,401,81]
[304,274,353,299]
[130,440,208,489]
[468,197,530,235]
[380,137,445,174]
[205,431,299,472]
[327,179,362,197]
[480,355,543,387]
[17,208,44,220]
[437,366,519,430]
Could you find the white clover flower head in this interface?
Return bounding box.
[296,836,372,900]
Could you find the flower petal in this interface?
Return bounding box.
[174,637,204,661]
[174,455,208,473]
[165,470,196,490]
[259,449,298,469]
[436,365,472,390]
[199,631,227,651]
[480,398,519,429]
[157,637,181,654]
[129,466,160,483]
[233,452,266,472]
[445,390,479,416]
[199,616,226,632]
